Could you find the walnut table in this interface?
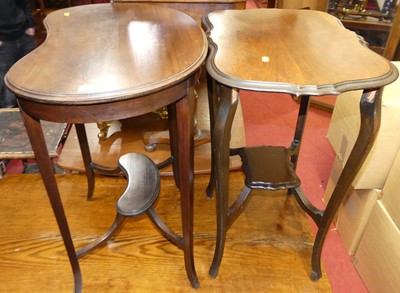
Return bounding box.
[202,8,398,281]
[5,3,207,291]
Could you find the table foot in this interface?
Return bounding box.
[206,180,214,199]
[148,207,200,288]
[310,269,322,281]
[189,273,200,289]
[209,263,220,279]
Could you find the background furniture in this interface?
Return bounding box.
[328,0,399,56]
[114,0,247,25]
[202,8,398,282]
[384,1,400,59]
[254,0,328,10]
[0,108,67,178]
[5,4,207,290]
[56,72,246,175]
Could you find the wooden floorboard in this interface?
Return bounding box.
[0,173,331,292]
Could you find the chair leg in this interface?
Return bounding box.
[76,213,125,258]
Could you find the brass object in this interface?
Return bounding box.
[330,0,397,21]
[96,121,113,140]
[143,89,205,152]
[154,107,169,119]
[153,89,199,120]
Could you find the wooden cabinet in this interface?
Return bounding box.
[274,0,328,10]
[254,0,328,10]
[384,4,400,59]
[328,0,399,57]
[340,18,392,55]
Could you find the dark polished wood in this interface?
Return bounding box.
[202,8,398,282]
[5,3,207,291]
[76,153,161,258]
[231,146,300,190]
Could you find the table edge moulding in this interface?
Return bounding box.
[5,3,207,292]
[202,7,399,282]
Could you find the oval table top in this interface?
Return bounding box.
[203,8,398,96]
[5,3,208,104]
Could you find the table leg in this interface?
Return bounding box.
[167,103,180,190]
[75,123,95,200]
[289,95,311,168]
[167,77,199,288]
[209,82,239,278]
[206,72,218,198]
[18,107,82,293]
[309,88,383,280]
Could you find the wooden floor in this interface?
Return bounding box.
[0,172,331,292]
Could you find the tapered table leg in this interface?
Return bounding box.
[168,77,199,288]
[19,108,82,293]
[209,82,239,278]
[75,123,95,200]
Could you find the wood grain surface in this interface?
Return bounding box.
[5,3,207,104]
[203,9,398,95]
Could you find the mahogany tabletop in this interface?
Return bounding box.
[5,3,207,105]
[202,8,398,95]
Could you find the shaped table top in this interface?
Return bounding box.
[5,3,208,104]
[203,9,398,96]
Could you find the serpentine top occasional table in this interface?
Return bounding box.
[5,3,207,291]
[202,8,398,281]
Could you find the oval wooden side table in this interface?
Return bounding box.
[5,3,207,291]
